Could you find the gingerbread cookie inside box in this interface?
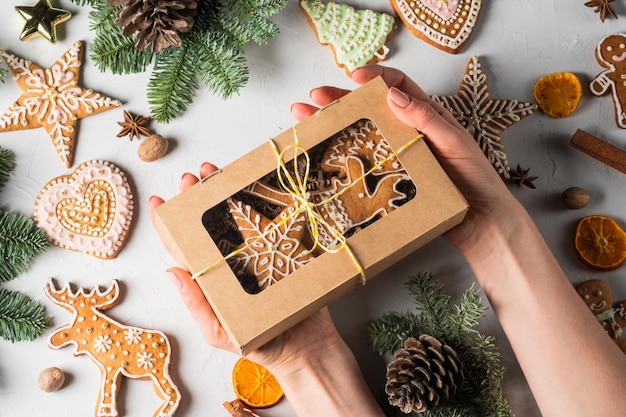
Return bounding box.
[154,77,468,353]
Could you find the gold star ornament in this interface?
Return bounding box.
[0,41,122,168]
[16,0,71,44]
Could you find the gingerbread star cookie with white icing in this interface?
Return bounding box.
[0,41,121,168]
[34,160,134,259]
[391,0,482,54]
[431,56,537,181]
[299,0,396,75]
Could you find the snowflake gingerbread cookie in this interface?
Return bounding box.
[299,0,396,75]
[225,198,316,291]
[390,0,482,54]
[45,279,181,417]
[431,56,537,181]
[34,160,134,259]
[0,41,121,168]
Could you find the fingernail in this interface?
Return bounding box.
[167,269,183,290]
[389,87,411,108]
[181,172,192,181]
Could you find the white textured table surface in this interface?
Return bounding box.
[2,1,626,416]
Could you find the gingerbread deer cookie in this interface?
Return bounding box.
[45,279,181,417]
[590,33,626,129]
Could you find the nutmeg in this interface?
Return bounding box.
[138,134,168,162]
[38,367,65,392]
[562,186,590,209]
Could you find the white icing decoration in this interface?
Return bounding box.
[94,335,112,353]
[431,56,536,180]
[226,199,315,290]
[34,160,134,259]
[392,0,481,52]
[300,0,395,73]
[0,42,121,167]
[124,328,142,345]
[44,279,180,417]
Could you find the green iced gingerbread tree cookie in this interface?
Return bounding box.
[299,0,396,74]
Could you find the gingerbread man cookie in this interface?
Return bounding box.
[591,33,626,129]
[575,279,626,353]
[45,279,181,417]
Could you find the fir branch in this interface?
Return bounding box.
[67,0,101,6]
[368,272,513,417]
[147,42,199,123]
[0,147,15,193]
[368,311,426,355]
[88,1,120,34]
[0,67,7,83]
[0,288,48,342]
[407,272,451,332]
[446,284,486,340]
[0,211,49,283]
[195,32,249,99]
[91,27,154,74]
[247,13,280,45]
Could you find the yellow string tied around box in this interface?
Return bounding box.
[191,128,423,286]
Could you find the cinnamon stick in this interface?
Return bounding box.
[570,129,626,175]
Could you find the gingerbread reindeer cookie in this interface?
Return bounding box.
[45,279,181,417]
[590,33,626,129]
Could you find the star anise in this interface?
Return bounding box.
[585,0,618,22]
[116,110,152,141]
[509,164,538,189]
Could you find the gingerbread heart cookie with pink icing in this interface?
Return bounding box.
[390,0,482,54]
[34,160,134,259]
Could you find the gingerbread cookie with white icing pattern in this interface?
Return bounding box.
[299,0,396,75]
[390,0,482,54]
[0,42,121,168]
[590,33,626,129]
[45,279,180,417]
[34,160,134,259]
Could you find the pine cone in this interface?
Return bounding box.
[114,0,198,53]
[385,335,464,413]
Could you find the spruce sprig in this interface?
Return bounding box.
[0,147,49,343]
[368,272,512,417]
[67,0,288,123]
[0,288,47,343]
[0,211,49,284]
[0,67,7,83]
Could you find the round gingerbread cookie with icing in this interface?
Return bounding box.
[391,0,482,54]
[34,160,134,259]
[299,0,397,75]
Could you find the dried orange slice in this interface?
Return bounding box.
[533,72,582,118]
[232,357,284,408]
[575,215,626,271]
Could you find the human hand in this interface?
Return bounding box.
[148,163,348,373]
[290,64,519,254]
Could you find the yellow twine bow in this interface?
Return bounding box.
[192,127,423,285]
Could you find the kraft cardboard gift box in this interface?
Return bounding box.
[154,76,468,354]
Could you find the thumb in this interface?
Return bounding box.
[387,87,475,157]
